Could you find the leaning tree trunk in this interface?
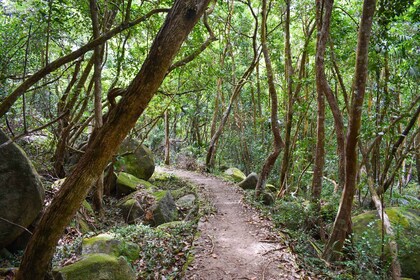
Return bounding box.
[360,146,401,279]
[323,0,377,261]
[16,1,211,279]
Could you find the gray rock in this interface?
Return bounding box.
[115,139,155,180]
[0,130,44,249]
[118,198,145,224]
[52,253,136,280]
[151,191,178,226]
[176,194,196,209]
[238,172,258,190]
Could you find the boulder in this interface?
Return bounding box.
[52,253,136,280]
[238,172,258,190]
[82,233,140,262]
[176,194,196,209]
[150,191,178,226]
[0,130,44,249]
[118,189,178,226]
[353,207,420,279]
[116,172,155,196]
[115,139,155,180]
[118,198,145,224]
[262,192,275,205]
[224,168,246,182]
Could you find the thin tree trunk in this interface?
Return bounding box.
[90,0,105,215]
[255,0,284,199]
[205,0,258,170]
[312,0,332,205]
[164,109,170,165]
[323,0,377,261]
[360,146,401,279]
[378,103,420,195]
[16,1,211,279]
[279,0,294,195]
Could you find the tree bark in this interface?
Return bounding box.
[312,0,332,205]
[164,109,170,165]
[255,0,284,199]
[323,0,377,261]
[16,1,211,279]
[279,0,294,194]
[360,146,401,279]
[90,0,105,215]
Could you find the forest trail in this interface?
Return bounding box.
[160,167,305,280]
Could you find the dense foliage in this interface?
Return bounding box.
[0,0,419,278]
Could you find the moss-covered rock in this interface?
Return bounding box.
[157,221,188,231]
[238,172,258,190]
[52,253,136,280]
[224,168,246,183]
[118,198,144,224]
[116,172,155,196]
[352,207,420,278]
[82,234,140,262]
[150,191,178,226]
[115,139,155,180]
[150,171,175,182]
[0,130,44,249]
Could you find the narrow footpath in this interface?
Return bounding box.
[162,167,305,280]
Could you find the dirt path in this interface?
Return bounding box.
[161,167,304,280]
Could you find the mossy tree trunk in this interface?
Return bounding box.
[16,1,211,279]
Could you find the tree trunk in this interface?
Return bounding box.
[164,109,170,165]
[279,0,294,195]
[16,1,211,279]
[323,0,377,261]
[255,0,284,199]
[312,0,332,205]
[90,0,105,215]
[360,146,402,279]
[205,0,258,171]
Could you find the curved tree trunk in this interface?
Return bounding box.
[323,0,377,261]
[16,1,211,279]
[255,0,284,199]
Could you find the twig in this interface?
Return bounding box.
[207,234,215,254]
[262,246,287,256]
[0,217,33,235]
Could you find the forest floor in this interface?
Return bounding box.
[161,167,306,280]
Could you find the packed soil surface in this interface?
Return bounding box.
[161,167,305,280]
